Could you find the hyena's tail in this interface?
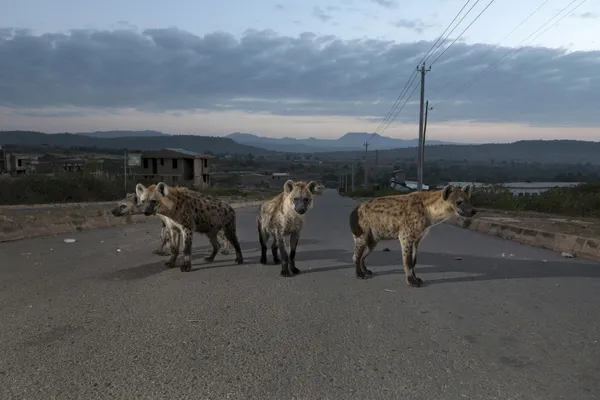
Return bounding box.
[349,205,363,237]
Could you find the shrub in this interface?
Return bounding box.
[472,183,600,218]
[0,174,280,205]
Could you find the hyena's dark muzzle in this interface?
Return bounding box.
[141,202,157,216]
[293,197,310,215]
[457,205,477,218]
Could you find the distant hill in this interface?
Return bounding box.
[321,140,600,165]
[76,130,170,138]
[2,131,599,165]
[0,131,271,155]
[226,132,454,152]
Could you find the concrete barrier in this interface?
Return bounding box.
[449,216,600,262]
[0,200,264,243]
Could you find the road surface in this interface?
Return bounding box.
[1,190,599,400]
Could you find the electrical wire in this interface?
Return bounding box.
[423,0,483,65]
[365,0,475,145]
[449,0,586,98]
[380,75,421,135]
[421,0,475,66]
[435,0,553,95]
[429,0,497,66]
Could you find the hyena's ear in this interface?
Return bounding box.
[307,181,318,194]
[156,182,169,197]
[283,180,295,194]
[461,184,472,199]
[135,183,146,198]
[442,184,453,201]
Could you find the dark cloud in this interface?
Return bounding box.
[0,27,599,127]
[312,7,334,22]
[368,0,397,9]
[575,11,597,19]
[392,19,436,34]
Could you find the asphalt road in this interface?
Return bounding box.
[1,190,599,400]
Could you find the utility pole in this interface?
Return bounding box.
[345,171,349,193]
[416,62,431,191]
[421,101,432,189]
[363,142,369,188]
[124,148,128,191]
[351,163,355,192]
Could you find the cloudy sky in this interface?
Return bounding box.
[0,0,598,143]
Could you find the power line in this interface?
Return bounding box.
[472,0,552,65]
[435,0,552,95]
[366,0,476,145]
[372,70,418,138]
[423,0,483,65]
[449,0,586,98]
[380,78,421,135]
[429,0,497,67]
[421,0,475,65]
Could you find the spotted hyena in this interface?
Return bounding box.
[135,182,243,271]
[349,185,477,287]
[111,192,231,256]
[257,179,318,277]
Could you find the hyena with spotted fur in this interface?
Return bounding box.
[111,192,231,256]
[349,184,477,287]
[135,182,243,271]
[257,179,318,277]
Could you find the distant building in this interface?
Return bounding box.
[0,148,39,174]
[271,172,291,187]
[135,148,211,188]
[61,158,86,172]
[404,180,429,191]
[449,181,582,196]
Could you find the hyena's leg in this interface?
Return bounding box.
[180,227,194,272]
[359,232,376,277]
[218,229,230,255]
[412,237,422,267]
[258,219,269,265]
[153,221,171,256]
[204,228,221,263]
[399,234,422,288]
[352,235,368,279]
[166,227,182,269]
[277,233,292,277]
[223,222,244,265]
[289,231,301,275]
[271,238,280,265]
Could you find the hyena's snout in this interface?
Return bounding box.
[294,198,310,215]
[110,207,121,217]
[141,203,155,216]
[461,206,477,218]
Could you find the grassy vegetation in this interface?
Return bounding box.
[472,183,600,218]
[344,183,600,218]
[0,175,278,205]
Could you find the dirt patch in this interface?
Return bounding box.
[475,208,600,239]
[0,196,267,242]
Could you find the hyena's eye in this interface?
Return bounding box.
[456,200,463,206]
[120,204,127,209]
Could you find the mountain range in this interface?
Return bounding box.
[225,132,454,152]
[0,131,270,155]
[1,130,600,165]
